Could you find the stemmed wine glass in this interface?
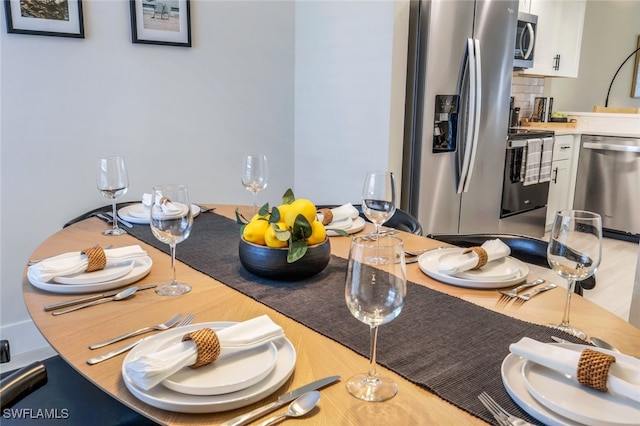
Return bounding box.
[150,185,194,296]
[241,154,268,214]
[96,156,129,236]
[547,210,602,339]
[361,171,397,263]
[345,235,406,402]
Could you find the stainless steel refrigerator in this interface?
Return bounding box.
[401,0,518,235]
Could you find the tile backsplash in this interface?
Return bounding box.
[511,75,546,123]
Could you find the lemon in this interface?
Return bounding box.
[275,204,290,224]
[242,219,269,245]
[284,198,317,228]
[307,220,327,245]
[265,223,289,248]
[250,212,270,222]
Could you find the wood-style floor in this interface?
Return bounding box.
[532,236,639,322]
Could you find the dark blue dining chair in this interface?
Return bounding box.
[317,204,423,236]
[0,355,158,425]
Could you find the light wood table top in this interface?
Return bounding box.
[22,205,640,425]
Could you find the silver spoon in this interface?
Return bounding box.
[590,337,621,353]
[257,391,320,426]
[52,286,138,316]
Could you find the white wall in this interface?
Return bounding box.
[294,0,409,205]
[0,0,296,357]
[1,0,408,360]
[545,0,640,111]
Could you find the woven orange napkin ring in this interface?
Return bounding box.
[462,246,488,270]
[81,246,107,272]
[577,348,616,392]
[182,329,221,369]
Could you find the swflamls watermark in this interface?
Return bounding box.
[2,408,69,420]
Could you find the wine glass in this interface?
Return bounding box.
[241,154,268,214]
[345,234,406,402]
[361,171,397,263]
[96,156,129,236]
[150,185,194,296]
[547,210,602,339]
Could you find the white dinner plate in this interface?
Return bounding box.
[417,248,528,289]
[162,342,278,396]
[52,261,135,285]
[437,252,520,282]
[521,344,640,426]
[122,322,296,413]
[327,216,366,236]
[502,349,581,426]
[118,203,201,225]
[28,257,152,294]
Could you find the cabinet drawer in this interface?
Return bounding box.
[552,139,572,161]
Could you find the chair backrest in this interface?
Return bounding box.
[426,232,596,294]
[316,204,423,235]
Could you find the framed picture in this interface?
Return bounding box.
[4,0,84,38]
[631,36,640,99]
[130,0,191,47]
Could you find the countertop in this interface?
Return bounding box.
[515,111,640,138]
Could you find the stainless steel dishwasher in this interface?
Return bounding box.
[573,134,640,240]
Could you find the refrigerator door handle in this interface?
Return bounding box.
[457,38,476,194]
[458,39,481,194]
[462,39,482,193]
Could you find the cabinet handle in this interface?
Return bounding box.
[552,167,558,184]
[553,54,561,71]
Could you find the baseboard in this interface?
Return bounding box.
[0,319,56,373]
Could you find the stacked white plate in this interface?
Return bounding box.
[326,216,366,236]
[502,343,640,426]
[122,322,296,413]
[28,257,153,294]
[118,203,201,225]
[417,248,529,289]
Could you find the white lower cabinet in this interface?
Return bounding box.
[546,135,575,230]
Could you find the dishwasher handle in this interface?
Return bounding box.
[583,142,640,153]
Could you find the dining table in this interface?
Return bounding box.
[21,204,640,425]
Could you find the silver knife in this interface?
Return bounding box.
[100,212,134,228]
[44,284,157,311]
[219,375,340,426]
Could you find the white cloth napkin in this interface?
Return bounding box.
[141,193,153,209]
[523,138,543,186]
[124,315,285,391]
[28,245,148,283]
[510,337,640,404]
[152,200,190,219]
[537,137,554,183]
[318,203,360,228]
[438,239,511,275]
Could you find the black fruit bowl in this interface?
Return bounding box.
[238,237,331,281]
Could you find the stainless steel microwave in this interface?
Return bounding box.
[514,11,537,69]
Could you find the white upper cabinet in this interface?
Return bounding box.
[521,0,586,78]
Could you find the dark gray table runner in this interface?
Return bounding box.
[125,212,583,425]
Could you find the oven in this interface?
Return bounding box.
[499,130,553,237]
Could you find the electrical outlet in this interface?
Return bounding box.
[1,339,10,363]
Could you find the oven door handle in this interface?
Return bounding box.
[583,142,640,153]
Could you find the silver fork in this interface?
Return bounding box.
[478,392,532,426]
[89,313,183,349]
[497,278,545,304]
[86,313,196,365]
[513,283,557,306]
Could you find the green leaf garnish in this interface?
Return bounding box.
[282,188,295,205]
[287,240,308,263]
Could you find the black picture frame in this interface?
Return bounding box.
[130,0,191,47]
[4,0,84,38]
